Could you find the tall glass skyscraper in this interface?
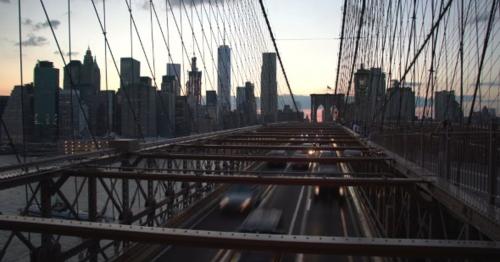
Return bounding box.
[217,45,231,116]
[260,52,277,123]
[34,60,59,142]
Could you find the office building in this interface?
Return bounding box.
[34,60,59,142]
[58,90,88,139]
[63,48,101,136]
[0,96,8,144]
[236,82,257,126]
[217,45,231,116]
[260,52,277,123]
[354,65,386,122]
[167,63,181,96]
[80,48,101,102]
[206,90,217,107]
[187,57,202,117]
[120,57,140,89]
[384,81,415,122]
[205,90,218,126]
[94,90,115,136]
[157,75,177,137]
[118,59,157,138]
[435,90,462,122]
[175,96,191,136]
[1,84,35,144]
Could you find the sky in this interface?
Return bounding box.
[0,0,343,97]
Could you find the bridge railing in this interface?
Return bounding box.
[369,123,499,206]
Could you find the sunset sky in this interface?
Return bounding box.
[0,0,342,98]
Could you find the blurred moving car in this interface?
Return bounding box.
[302,142,317,155]
[266,150,287,168]
[238,208,282,234]
[219,185,262,213]
[314,151,344,201]
[290,151,311,171]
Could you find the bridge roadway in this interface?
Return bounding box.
[155,162,360,262]
[153,124,370,262]
[1,122,499,261]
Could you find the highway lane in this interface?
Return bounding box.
[156,134,367,262]
[153,163,288,261]
[234,153,363,262]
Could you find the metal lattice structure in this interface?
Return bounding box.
[0,123,499,261]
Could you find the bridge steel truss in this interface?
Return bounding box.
[0,123,499,261]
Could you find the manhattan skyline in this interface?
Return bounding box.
[0,0,342,97]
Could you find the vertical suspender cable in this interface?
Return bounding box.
[334,0,348,95]
[342,0,366,121]
[467,0,498,126]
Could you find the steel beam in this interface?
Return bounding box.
[227,134,356,139]
[0,215,498,258]
[207,138,362,144]
[84,166,392,177]
[65,170,423,186]
[137,153,389,163]
[170,144,372,151]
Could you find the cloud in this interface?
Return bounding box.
[17,34,48,47]
[54,50,80,57]
[34,20,61,30]
[22,19,33,26]
[23,19,61,31]
[0,0,10,3]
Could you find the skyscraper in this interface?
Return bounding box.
[63,48,101,137]
[354,65,386,123]
[237,82,257,126]
[34,60,59,142]
[118,59,157,138]
[1,84,35,144]
[0,96,8,143]
[58,90,88,139]
[205,90,218,127]
[187,57,202,111]
[80,48,101,102]
[217,45,231,116]
[236,86,246,111]
[435,90,462,122]
[167,63,181,96]
[260,52,277,123]
[206,90,217,107]
[120,57,140,89]
[384,81,415,122]
[63,60,82,91]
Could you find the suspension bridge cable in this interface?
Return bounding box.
[39,0,100,148]
[258,0,299,114]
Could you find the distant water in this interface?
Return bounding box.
[0,155,113,261]
[0,154,185,261]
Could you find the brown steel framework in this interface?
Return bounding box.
[0,123,498,262]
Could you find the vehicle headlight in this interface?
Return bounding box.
[314,186,320,196]
[219,197,229,209]
[308,150,315,155]
[240,197,252,212]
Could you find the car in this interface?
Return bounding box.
[314,151,344,202]
[219,185,262,213]
[238,208,282,234]
[301,142,317,155]
[266,150,287,168]
[290,151,311,171]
